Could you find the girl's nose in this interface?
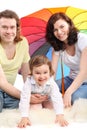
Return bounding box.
[40,74,44,78]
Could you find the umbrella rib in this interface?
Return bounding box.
[27,36,46,43]
[72,11,87,20]
[75,21,87,28]
[21,26,46,32]
[23,32,45,36]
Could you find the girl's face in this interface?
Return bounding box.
[32,64,50,86]
[53,19,69,43]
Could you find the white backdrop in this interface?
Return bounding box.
[0,1,87,130]
[0,0,87,18]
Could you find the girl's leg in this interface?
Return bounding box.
[42,101,53,109]
[30,104,42,109]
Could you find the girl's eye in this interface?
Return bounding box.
[36,72,40,74]
[44,71,47,74]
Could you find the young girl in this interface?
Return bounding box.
[18,55,68,128]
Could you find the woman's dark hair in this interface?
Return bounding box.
[0,9,22,42]
[46,12,79,51]
[29,55,54,76]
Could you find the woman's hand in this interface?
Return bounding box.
[30,94,48,104]
[63,91,72,108]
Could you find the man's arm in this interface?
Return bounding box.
[30,94,48,104]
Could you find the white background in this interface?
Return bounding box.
[0,0,87,18]
[0,1,87,130]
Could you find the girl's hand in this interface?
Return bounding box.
[55,114,69,127]
[17,117,31,128]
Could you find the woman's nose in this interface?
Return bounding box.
[57,29,62,34]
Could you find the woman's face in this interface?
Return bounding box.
[53,19,70,43]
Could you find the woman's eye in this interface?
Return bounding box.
[54,29,58,32]
[60,25,64,29]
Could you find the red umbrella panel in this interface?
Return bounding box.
[20,15,49,57]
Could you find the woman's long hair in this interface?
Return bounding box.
[46,12,78,51]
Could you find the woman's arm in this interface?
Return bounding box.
[0,65,20,99]
[66,47,87,94]
[64,47,87,107]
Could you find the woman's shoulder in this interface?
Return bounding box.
[77,32,87,50]
[78,32,87,39]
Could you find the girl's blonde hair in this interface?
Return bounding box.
[29,55,55,76]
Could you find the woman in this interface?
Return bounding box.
[46,12,87,108]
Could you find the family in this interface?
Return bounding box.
[0,9,87,128]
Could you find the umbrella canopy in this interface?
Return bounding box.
[20,6,87,79]
[20,6,87,57]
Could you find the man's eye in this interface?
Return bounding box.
[2,26,7,29]
[11,26,15,29]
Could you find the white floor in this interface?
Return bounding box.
[0,103,87,130]
[0,75,87,130]
[1,123,87,130]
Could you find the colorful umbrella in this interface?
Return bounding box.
[20,6,87,79]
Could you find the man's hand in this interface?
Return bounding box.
[30,94,48,104]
